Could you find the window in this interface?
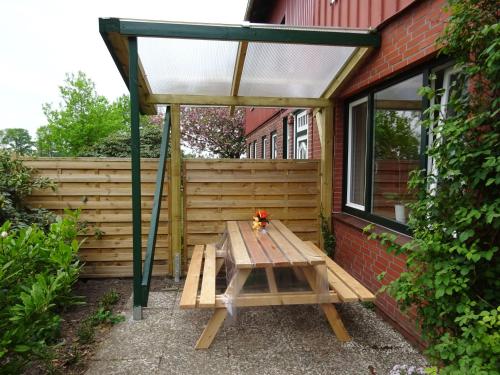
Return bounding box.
[253,141,257,159]
[295,110,308,159]
[248,143,252,159]
[282,117,288,159]
[262,136,267,159]
[344,73,425,231]
[346,97,368,210]
[271,132,278,159]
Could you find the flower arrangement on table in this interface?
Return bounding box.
[252,209,270,231]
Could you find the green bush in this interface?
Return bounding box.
[367,0,499,373]
[0,150,55,230]
[0,211,83,373]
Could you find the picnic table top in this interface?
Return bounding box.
[226,220,325,269]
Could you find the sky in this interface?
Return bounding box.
[0,0,248,137]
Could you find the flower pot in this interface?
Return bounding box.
[394,204,406,224]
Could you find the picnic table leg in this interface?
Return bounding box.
[302,266,351,342]
[195,269,251,349]
[195,308,228,349]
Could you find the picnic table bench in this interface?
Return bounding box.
[179,220,375,349]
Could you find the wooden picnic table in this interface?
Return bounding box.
[179,220,375,349]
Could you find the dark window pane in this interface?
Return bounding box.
[373,74,422,223]
[348,100,368,207]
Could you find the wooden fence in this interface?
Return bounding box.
[24,158,321,277]
[24,158,169,278]
[184,159,321,265]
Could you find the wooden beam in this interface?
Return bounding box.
[107,32,157,115]
[169,105,182,276]
[198,291,340,308]
[321,47,373,99]
[229,41,248,116]
[147,94,330,108]
[319,106,333,238]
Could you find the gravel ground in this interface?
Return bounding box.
[85,284,428,375]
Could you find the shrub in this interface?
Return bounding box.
[367,0,499,373]
[0,211,83,373]
[0,150,55,230]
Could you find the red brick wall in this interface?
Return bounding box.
[339,0,448,99]
[246,109,321,160]
[331,0,447,345]
[334,218,423,346]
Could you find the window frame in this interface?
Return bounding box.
[253,140,257,159]
[346,96,369,211]
[270,131,278,159]
[294,109,308,159]
[262,136,267,159]
[342,64,441,234]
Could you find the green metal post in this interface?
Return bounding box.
[141,107,171,306]
[129,36,143,320]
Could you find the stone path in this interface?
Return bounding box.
[86,290,427,374]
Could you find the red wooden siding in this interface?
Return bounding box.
[314,0,416,28]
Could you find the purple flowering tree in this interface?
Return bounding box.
[180,106,246,158]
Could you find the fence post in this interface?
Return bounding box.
[319,105,333,248]
[128,36,143,320]
[169,104,182,281]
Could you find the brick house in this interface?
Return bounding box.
[244,0,450,346]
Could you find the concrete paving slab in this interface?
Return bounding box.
[86,288,427,375]
[86,357,160,375]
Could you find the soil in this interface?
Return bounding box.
[25,277,167,375]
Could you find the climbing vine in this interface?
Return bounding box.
[368,0,499,373]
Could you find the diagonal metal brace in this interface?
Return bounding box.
[141,107,171,306]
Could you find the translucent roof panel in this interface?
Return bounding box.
[238,43,355,98]
[139,37,239,96]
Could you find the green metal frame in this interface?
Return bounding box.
[141,107,171,306]
[99,18,380,47]
[129,36,143,318]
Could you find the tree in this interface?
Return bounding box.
[0,128,34,155]
[37,72,129,156]
[180,107,246,158]
[84,120,165,158]
[374,110,420,160]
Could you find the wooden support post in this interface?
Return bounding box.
[318,105,334,250]
[169,104,182,279]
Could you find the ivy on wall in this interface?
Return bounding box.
[368,0,499,373]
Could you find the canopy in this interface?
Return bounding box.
[99,18,380,114]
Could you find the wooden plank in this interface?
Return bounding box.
[301,266,351,341]
[266,223,308,266]
[229,40,248,115]
[185,175,317,183]
[327,269,359,302]
[184,160,319,170]
[321,47,372,99]
[199,244,216,308]
[169,104,182,276]
[204,291,339,308]
[185,184,320,196]
[179,244,204,309]
[272,220,324,265]
[186,199,317,208]
[23,158,163,170]
[265,267,278,293]
[305,242,376,301]
[321,304,351,342]
[256,229,290,267]
[195,308,227,349]
[237,221,271,266]
[320,105,333,249]
[147,93,331,108]
[226,221,253,268]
